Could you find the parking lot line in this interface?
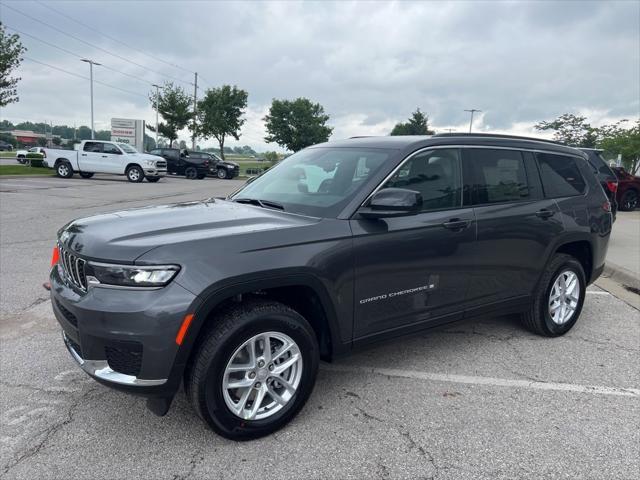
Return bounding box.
[323,364,640,397]
[586,291,611,295]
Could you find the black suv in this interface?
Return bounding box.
[50,134,611,440]
[149,148,209,179]
[579,148,619,219]
[188,151,240,179]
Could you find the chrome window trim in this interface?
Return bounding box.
[360,144,586,208]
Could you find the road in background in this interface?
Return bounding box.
[1,176,639,479]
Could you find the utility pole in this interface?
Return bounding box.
[464,109,482,133]
[152,83,161,147]
[192,72,198,150]
[81,59,101,139]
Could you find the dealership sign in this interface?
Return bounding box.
[111,118,145,151]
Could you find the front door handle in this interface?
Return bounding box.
[101,155,108,158]
[81,154,87,157]
[442,218,470,230]
[536,209,555,219]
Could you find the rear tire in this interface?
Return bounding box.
[185,300,319,440]
[79,172,94,179]
[521,254,585,336]
[56,162,73,178]
[619,189,638,211]
[126,165,144,183]
[185,167,198,180]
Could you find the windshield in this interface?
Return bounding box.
[231,147,390,218]
[118,143,138,154]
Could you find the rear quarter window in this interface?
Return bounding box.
[536,153,586,197]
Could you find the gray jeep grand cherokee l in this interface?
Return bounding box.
[50,134,612,440]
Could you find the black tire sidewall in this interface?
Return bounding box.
[199,312,319,439]
[621,190,638,211]
[217,169,227,179]
[539,258,586,335]
[185,167,197,179]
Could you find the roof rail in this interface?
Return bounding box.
[432,132,566,146]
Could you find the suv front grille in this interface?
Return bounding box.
[59,245,88,292]
[156,160,167,169]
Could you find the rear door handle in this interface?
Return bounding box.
[101,155,108,158]
[442,218,470,230]
[81,154,87,157]
[536,209,555,219]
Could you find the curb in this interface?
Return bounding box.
[602,262,639,290]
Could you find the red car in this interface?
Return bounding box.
[612,167,640,211]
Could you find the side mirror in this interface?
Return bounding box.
[359,188,423,219]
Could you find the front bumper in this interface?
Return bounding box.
[143,168,167,177]
[63,331,166,386]
[50,263,199,395]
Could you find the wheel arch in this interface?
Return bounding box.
[125,162,142,173]
[169,273,346,389]
[552,237,594,283]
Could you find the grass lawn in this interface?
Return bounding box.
[0,151,17,158]
[234,160,273,176]
[0,165,54,176]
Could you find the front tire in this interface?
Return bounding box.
[185,300,319,440]
[216,168,228,179]
[521,253,586,336]
[620,190,638,211]
[56,162,73,178]
[126,165,144,183]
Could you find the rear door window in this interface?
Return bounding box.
[83,142,103,153]
[465,149,530,205]
[536,153,586,197]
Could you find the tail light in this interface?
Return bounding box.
[203,160,209,166]
[51,245,60,266]
[602,201,611,213]
[606,180,618,193]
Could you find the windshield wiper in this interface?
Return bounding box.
[233,198,285,211]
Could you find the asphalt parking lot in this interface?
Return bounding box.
[1,175,639,479]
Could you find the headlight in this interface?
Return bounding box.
[85,263,179,288]
[144,160,156,167]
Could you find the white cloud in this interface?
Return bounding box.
[2,0,638,152]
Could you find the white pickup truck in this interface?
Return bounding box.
[43,140,167,182]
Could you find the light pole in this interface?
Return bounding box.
[464,109,482,133]
[81,59,101,139]
[152,83,161,146]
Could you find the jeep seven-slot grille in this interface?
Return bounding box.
[59,245,88,291]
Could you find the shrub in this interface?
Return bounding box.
[25,152,45,168]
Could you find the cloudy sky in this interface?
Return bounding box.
[2,0,639,151]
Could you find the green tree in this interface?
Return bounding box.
[264,97,333,152]
[36,137,47,147]
[0,132,16,147]
[390,108,435,136]
[598,119,640,173]
[197,85,248,160]
[149,82,193,147]
[0,24,27,107]
[52,137,62,146]
[178,139,187,150]
[535,113,597,147]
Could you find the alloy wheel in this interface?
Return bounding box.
[548,270,580,325]
[222,331,303,421]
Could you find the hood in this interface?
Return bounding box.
[58,199,317,263]
[137,153,164,163]
[222,161,239,167]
